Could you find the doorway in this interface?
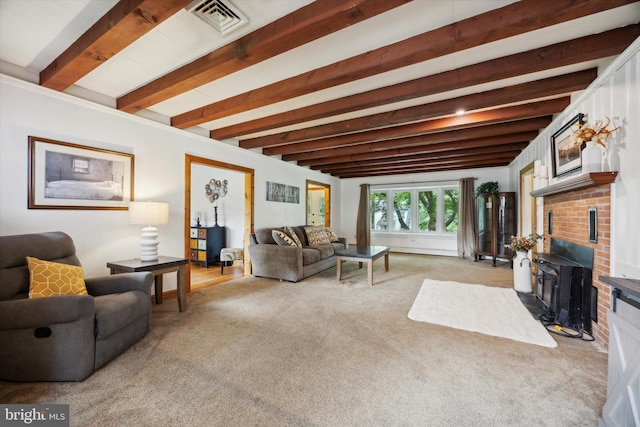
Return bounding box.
[184,154,254,292]
[306,180,330,226]
[519,162,537,247]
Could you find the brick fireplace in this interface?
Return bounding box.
[532,172,618,349]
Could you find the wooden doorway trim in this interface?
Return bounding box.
[184,154,254,292]
[519,161,537,248]
[305,180,331,226]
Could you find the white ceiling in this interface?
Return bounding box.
[1,0,639,177]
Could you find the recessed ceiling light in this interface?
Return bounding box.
[456,109,465,116]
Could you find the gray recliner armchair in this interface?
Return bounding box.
[0,231,154,381]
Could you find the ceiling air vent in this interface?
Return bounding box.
[187,0,249,36]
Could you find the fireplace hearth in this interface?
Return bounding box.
[533,238,595,333]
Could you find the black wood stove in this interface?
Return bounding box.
[533,238,596,333]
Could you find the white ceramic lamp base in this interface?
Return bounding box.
[139,225,160,262]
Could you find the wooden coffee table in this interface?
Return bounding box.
[335,245,389,286]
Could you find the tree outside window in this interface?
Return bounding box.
[392,191,411,231]
[370,186,459,234]
[370,192,387,230]
[418,190,437,231]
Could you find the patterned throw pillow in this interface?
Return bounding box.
[286,226,303,247]
[304,226,331,246]
[325,227,339,242]
[26,256,87,299]
[272,230,299,247]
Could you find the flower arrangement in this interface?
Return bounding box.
[572,116,619,150]
[505,234,542,252]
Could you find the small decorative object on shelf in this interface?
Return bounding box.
[506,233,543,293]
[572,116,620,174]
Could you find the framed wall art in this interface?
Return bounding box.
[551,113,584,178]
[28,136,134,210]
[266,181,299,204]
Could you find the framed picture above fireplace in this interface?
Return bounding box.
[551,113,584,178]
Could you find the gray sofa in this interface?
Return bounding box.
[249,226,346,282]
[0,231,154,381]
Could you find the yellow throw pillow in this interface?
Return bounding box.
[26,256,87,299]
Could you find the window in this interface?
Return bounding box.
[370,185,459,234]
[72,158,89,174]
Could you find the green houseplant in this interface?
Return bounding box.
[474,181,499,197]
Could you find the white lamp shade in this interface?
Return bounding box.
[129,202,169,225]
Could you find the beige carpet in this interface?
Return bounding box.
[0,254,608,426]
[408,279,557,348]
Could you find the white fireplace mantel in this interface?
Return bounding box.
[530,172,618,198]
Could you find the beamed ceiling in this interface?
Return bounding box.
[1,0,639,178]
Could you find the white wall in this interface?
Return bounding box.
[509,39,640,279]
[338,167,511,256]
[0,75,341,292]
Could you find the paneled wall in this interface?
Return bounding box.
[510,39,640,280]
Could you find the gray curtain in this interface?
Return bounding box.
[457,177,476,259]
[356,184,370,247]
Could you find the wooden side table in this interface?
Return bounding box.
[107,256,188,312]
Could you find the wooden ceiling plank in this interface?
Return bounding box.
[259,69,596,152]
[40,0,194,91]
[219,24,639,141]
[116,0,411,112]
[173,0,631,129]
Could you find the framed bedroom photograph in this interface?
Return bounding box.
[28,136,134,210]
[551,113,584,178]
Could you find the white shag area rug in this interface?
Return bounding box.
[408,279,557,348]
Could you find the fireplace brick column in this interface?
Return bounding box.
[543,184,612,348]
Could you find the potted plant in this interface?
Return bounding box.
[506,233,543,293]
[474,181,499,197]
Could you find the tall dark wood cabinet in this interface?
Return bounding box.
[190,226,226,268]
[475,192,516,266]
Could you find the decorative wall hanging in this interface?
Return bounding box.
[551,113,584,178]
[266,181,300,204]
[28,136,133,210]
[205,178,228,226]
[205,178,228,203]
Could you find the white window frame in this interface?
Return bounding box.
[370,184,459,235]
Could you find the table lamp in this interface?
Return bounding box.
[129,201,169,261]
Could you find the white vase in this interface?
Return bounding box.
[513,250,532,293]
[582,141,602,174]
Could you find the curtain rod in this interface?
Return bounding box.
[367,177,477,186]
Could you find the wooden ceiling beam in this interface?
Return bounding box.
[264,101,559,156]
[258,70,595,150]
[294,135,534,167]
[255,100,562,153]
[218,24,639,141]
[335,160,514,178]
[40,0,194,91]
[173,0,631,129]
[316,144,529,173]
[283,121,544,163]
[116,0,410,113]
[320,153,522,176]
